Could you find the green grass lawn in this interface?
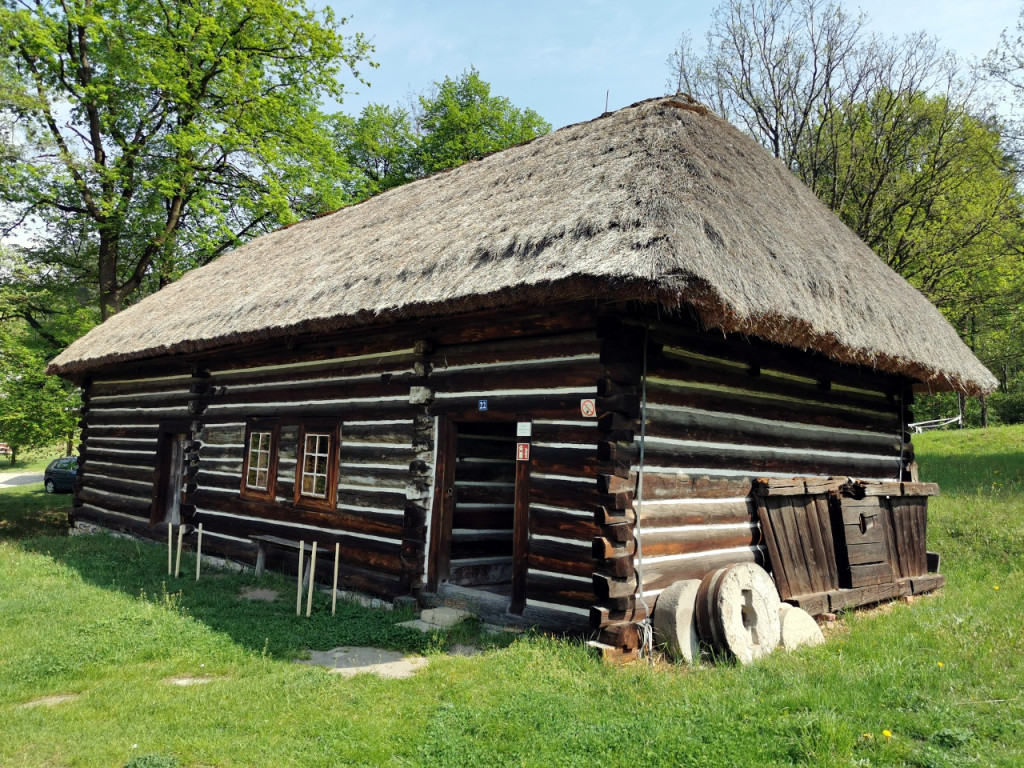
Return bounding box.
[1,427,1022,767]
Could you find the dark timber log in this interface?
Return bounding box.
[646,382,900,433]
[195,491,406,539]
[637,525,760,558]
[528,541,594,579]
[644,410,901,456]
[531,476,597,510]
[525,573,594,609]
[639,473,755,500]
[530,508,600,540]
[646,352,898,415]
[636,498,754,527]
[593,537,637,559]
[638,317,904,397]
[78,488,151,517]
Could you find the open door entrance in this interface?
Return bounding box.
[428,417,530,614]
[151,427,188,526]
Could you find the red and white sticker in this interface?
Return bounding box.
[516,443,531,461]
[580,398,597,418]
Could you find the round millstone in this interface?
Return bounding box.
[778,604,825,651]
[695,563,782,664]
[652,579,702,663]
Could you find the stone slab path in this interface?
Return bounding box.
[297,647,429,679]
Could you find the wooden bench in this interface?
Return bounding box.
[250,534,316,585]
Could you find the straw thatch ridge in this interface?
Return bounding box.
[49,97,996,394]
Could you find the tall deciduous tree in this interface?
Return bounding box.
[333,103,418,199]
[668,0,1024,393]
[334,68,551,201]
[0,0,373,319]
[416,68,550,175]
[0,248,83,462]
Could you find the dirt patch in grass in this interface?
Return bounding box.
[238,586,280,602]
[166,676,218,686]
[19,693,80,708]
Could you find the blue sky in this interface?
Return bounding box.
[326,0,1021,129]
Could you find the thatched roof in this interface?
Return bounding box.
[49,97,996,394]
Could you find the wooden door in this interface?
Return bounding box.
[428,416,529,614]
[151,430,187,526]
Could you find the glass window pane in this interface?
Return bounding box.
[246,430,273,491]
[300,431,331,499]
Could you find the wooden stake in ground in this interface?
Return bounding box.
[175,524,185,578]
[296,540,305,616]
[332,542,340,615]
[306,541,318,617]
[167,523,173,575]
[195,523,203,582]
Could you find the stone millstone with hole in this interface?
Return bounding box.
[652,579,702,663]
[695,563,781,664]
[777,603,825,651]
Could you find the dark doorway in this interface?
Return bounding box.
[429,417,530,613]
[151,428,187,526]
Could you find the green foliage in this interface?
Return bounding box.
[335,69,551,202]
[670,0,1024,383]
[0,0,373,318]
[416,68,551,175]
[333,103,419,198]
[0,334,78,463]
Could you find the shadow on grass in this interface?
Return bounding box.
[0,487,72,540]
[19,532,442,660]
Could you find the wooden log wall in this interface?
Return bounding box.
[424,311,610,628]
[590,313,914,656]
[73,370,196,534]
[70,301,917,640]
[71,303,612,624]
[191,342,423,599]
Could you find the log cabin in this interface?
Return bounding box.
[49,97,996,655]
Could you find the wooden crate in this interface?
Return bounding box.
[754,478,939,615]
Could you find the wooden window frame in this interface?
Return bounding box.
[294,421,341,513]
[240,421,280,502]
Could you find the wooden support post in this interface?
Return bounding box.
[332,543,340,616]
[195,523,203,582]
[510,417,532,616]
[255,544,266,578]
[167,523,173,575]
[296,540,305,616]
[306,541,318,617]
[174,524,184,578]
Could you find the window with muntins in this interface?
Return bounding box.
[294,422,340,512]
[300,432,331,498]
[246,431,273,491]
[240,422,279,502]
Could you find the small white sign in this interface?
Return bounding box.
[517,421,532,437]
[580,398,597,418]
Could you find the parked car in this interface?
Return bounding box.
[44,457,78,493]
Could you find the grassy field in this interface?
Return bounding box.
[1,427,1022,767]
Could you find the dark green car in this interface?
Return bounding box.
[44,457,78,494]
